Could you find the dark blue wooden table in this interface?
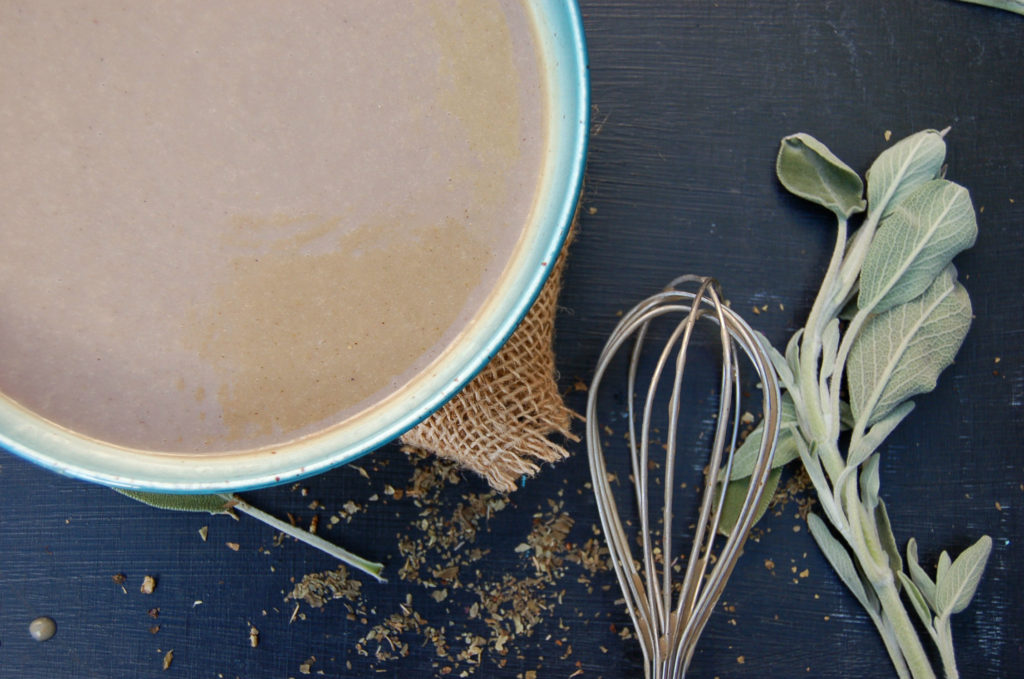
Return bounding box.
[2,1,1022,677]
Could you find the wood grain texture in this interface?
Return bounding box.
[2,1,1022,677]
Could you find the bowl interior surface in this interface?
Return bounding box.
[0,1,589,492]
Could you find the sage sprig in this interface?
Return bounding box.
[720,130,990,679]
[116,489,386,582]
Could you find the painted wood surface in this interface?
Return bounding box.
[2,1,1021,677]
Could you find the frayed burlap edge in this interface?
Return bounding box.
[399,221,578,493]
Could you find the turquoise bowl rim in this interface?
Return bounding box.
[0,1,590,492]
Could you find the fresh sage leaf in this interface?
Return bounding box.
[907,538,938,609]
[793,434,842,528]
[937,550,952,584]
[956,0,1024,15]
[847,401,916,469]
[865,129,946,219]
[851,500,892,582]
[808,513,878,614]
[838,295,859,321]
[116,489,232,514]
[716,468,782,537]
[729,392,800,480]
[757,329,796,390]
[776,133,866,220]
[860,453,882,511]
[115,489,386,582]
[848,265,972,427]
[859,179,977,314]
[935,535,993,617]
[839,399,854,430]
[898,571,936,632]
[820,318,841,380]
[785,329,803,377]
[874,498,903,578]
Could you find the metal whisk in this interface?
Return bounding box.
[586,275,782,678]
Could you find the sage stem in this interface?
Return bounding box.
[816,437,847,494]
[798,216,849,440]
[934,617,960,679]
[875,579,936,679]
[842,483,934,679]
[875,614,914,679]
[226,494,386,582]
[828,308,870,441]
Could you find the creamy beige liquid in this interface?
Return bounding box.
[0,1,545,452]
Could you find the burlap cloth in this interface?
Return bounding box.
[400,224,578,493]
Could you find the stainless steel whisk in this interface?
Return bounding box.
[586,275,782,678]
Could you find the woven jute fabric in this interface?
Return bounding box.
[400,225,578,493]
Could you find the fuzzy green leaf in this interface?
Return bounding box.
[116,489,386,581]
[729,393,800,480]
[784,329,803,383]
[847,401,916,469]
[797,438,842,525]
[820,318,842,380]
[755,330,796,390]
[899,571,936,632]
[860,453,882,512]
[907,538,937,609]
[839,400,855,430]
[937,550,952,584]
[808,513,877,614]
[956,0,1024,15]
[848,265,972,427]
[777,133,866,219]
[874,499,903,578]
[716,468,782,537]
[865,129,946,219]
[935,536,993,617]
[116,489,232,514]
[859,180,977,314]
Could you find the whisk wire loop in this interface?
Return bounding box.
[586,276,782,678]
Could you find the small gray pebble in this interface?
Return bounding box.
[29,617,56,642]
